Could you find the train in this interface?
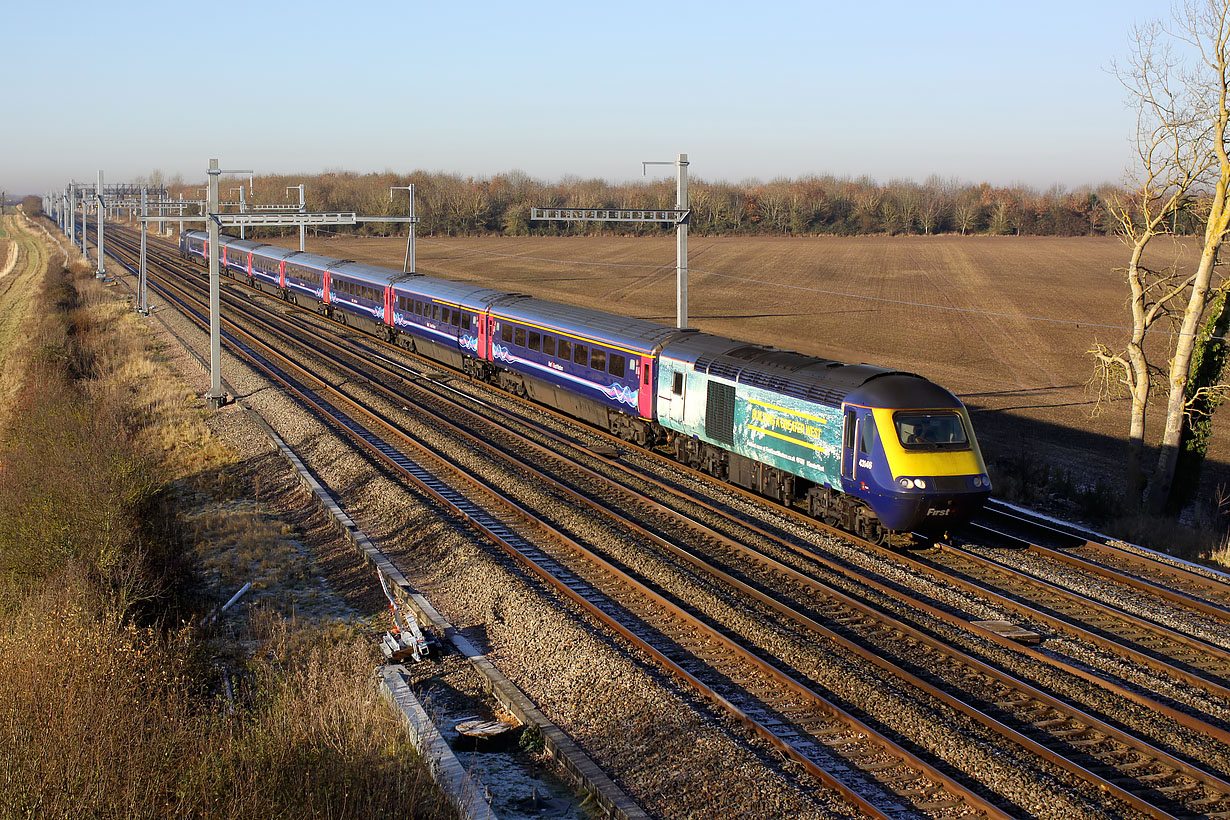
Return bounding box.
[180,229,991,543]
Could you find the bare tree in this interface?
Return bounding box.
[1091,2,1230,512]
[1148,0,1230,513]
[952,189,981,235]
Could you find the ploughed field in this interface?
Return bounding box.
[259,231,1223,499]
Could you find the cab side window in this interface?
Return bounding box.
[860,416,877,454]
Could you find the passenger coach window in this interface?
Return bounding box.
[543,336,556,356]
[557,339,571,360]
[672,372,683,395]
[462,314,471,331]
[574,345,588,366]
[414,300,423,315]
[514,328,526,347]
[609,354,626,378]
[590,348,606,372]
[528,331,540,351]
[501,324,512,343]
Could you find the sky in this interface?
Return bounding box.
[2,0,1174,196]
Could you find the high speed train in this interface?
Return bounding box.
[182,229,990,543]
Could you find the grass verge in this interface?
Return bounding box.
[0,230,456,819]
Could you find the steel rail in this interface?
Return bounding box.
[109,225,1230,803]
[967,519,1230,630]
[930,541,1230,696]
[111,233,1007,820]
[978,511,1230,617]
[136,233,1230,818]
[137,236,1230,815]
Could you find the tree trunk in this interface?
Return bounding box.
[1147,195,1230,513]
[1168,289,1230,512]
[1125,237,1153,505]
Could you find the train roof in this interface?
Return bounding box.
[491,295,688,355]
[658,332,935,408]
[222,238,266,254]
[264,248,346,271]
[330,261,412,287]
[248,244,301,262]
[393,275,515,310]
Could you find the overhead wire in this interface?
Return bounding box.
[286,227,1229,342]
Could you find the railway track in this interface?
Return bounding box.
[96,223,1230,819]
[100,226,1008,819]
[969,500,1230,630]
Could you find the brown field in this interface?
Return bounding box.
[257,231,1225,515]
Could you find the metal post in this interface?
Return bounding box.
[96,170,105,279]
[68,187,75,245]
[178,192,184,238]
[297,184,305,251]
[408,184,416,273]
[390,185,416,273]
[206,159,225,408]
[231,186,246,239]
[676,153,689,330]
[139,187,149,315]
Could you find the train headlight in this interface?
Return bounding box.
[898,478,915,489]
[914,478,928,490]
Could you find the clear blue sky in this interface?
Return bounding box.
[3,0,1169,196]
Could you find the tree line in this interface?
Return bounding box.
[160,171,1142,239]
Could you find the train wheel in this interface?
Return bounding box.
[859,515,889,547]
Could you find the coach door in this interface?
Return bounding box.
[477,311,491,360]
[841,407,857,481]
[637,355,655,418]
[660,364,685,424]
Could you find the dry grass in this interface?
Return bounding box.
[0,587,452,820]
[0,229,457,819]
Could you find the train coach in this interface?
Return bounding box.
[180,229,990,541]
